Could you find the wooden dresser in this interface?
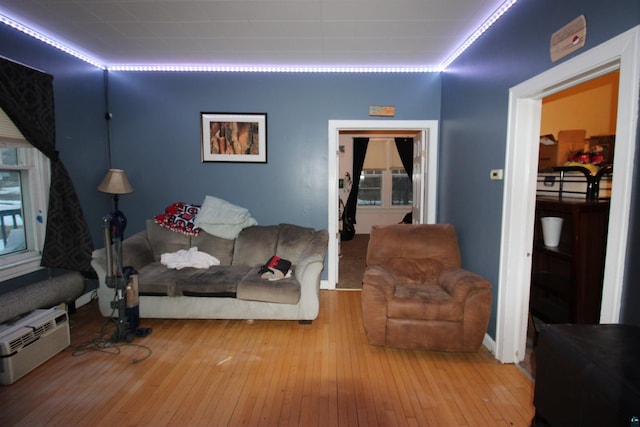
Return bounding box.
[530,197,610,324]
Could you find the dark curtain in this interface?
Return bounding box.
[345,137,369,225]
[394,137,413,180]
[0,57,94,273]
[395,137,414,223]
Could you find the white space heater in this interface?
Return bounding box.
[0,307,70,385]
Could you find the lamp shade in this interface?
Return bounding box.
[98,169,134,195]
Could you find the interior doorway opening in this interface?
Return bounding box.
[521,70,620,376]
[336,131,419,290]
[327,120,439,290]
[495,26,640,364]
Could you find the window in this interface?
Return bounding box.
[0,108,50,281]
[391,169,412,205]
[358,170,382,205]
[357,138,412,208]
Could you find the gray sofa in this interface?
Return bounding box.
[91,220,328,322]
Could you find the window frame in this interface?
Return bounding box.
[0,141,50,282]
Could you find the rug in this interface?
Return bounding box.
[337,234,369,290]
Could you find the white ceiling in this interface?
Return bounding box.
[0,0,513,70]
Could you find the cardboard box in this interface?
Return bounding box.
[538,142,557,171]
[557,129,587,164]
[538,130,587,171]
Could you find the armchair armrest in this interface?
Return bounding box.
[439,268,492,351]
[439,268,492,302]
[362,265,396,300]
[361,265,396,346]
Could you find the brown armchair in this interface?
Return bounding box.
[361,224,492,352]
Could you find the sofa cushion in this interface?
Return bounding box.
[146,220,191,262]
[236,266,301,304]
[191,232,235,265]
[175,266,252,297]
[275,223,316,264]
[387,284,463,321]
[136,262,183,296]
[232,225,279,266]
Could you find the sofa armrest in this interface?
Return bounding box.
[294,230,329,282]
[91,230,153,317]
[120,230,154,270]
[90,231,152,282]
[290,230,328,320]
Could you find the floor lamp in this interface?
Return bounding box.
[98,169,144,342]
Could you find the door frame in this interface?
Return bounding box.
[495,26,640,363]
[326,120,439,290]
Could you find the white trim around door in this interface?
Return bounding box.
[495,25,640,364]
[326,120,439,290]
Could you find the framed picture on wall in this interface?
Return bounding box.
[200,112,267,163]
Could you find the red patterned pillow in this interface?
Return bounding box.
[154,202,201,235]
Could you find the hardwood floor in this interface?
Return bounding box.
[0,291,535,426]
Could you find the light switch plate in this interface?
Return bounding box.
[490,169,503,180]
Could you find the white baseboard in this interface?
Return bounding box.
[483,333,497,357]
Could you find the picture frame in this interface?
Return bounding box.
[200,112,267,163]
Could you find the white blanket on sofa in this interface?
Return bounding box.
[161,247,220,270]
[194,195,258,239]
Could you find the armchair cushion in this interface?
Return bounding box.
[384,258,444,284]
[366,223,461,269]
[388,284,463,321]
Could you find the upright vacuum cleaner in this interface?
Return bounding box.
[101,215,151,342]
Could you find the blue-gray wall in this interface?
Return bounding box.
[105,71,441,236]
[1,0,639,329]
[440,0,640,332]
[0,24,441,288]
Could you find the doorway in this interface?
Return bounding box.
[327,120,439,290]
[495,26,640,364]
[336,131,419,289]
[520,70,619,376]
